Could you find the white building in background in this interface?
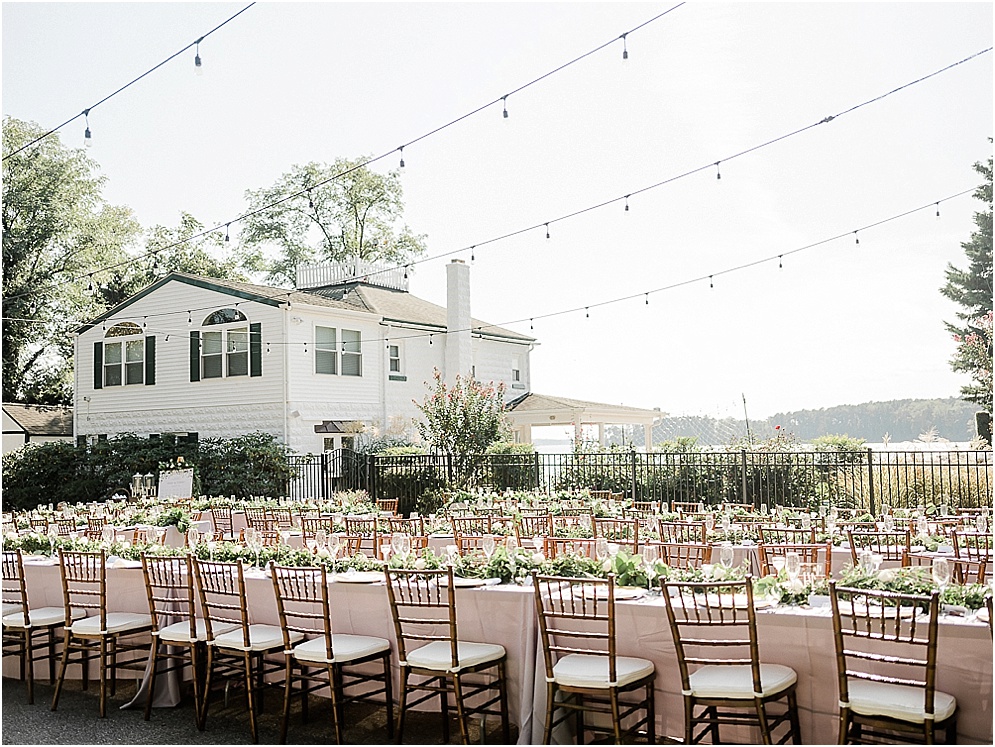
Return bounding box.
[72,260,535,454]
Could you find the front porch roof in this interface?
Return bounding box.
[504,392,660,427]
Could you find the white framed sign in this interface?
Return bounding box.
[158,468,194,500]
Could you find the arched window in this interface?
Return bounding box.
[199,308,249,379]
[102,323,145,386]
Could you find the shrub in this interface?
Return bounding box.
[485,441,536,491]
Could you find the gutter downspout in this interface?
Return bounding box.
[282,301,290,449]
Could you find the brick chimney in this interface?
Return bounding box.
[445,259,472,385]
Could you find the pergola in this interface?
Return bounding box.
[505,392,662,451]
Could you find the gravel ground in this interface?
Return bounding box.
[1,676,519,745]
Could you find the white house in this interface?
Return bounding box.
[73,259,535,454]
[2,403,74,454]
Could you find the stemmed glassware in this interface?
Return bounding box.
[704,514,715,535]
[245,528,261,568]
[642,544,659,592]
[883,514,895,532]
[976,512,988,534]
[187,527,200,552]
[719,542,735,569]
[391,532,411,560]
[595,537,609,562]
[481,534,496,562]
[932,557,952,595]
[48,525,59,557]
[101,525,116,548]
[784,551,800,582]
[327,533,341,560]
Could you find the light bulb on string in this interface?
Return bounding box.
[83,109,92,148]
[545,223,550,240]
[645,293,649,306]
[621,33,629,60]
[265,342,271,355]
[935,202,941,219]
[854,231,860,246]
[142,316,147,330]
[398,147,405,169]
[194,38,204,75]
[778,255,783,269]
[585,307,589,318]
[303,342,308,354]
[470,246,476,263]
[224,224,230,242]
[529,319,534,331]
[715,162,721,180]
[709,275,714,289]
[187,311,193,327]
[165,334,170,342]
[429,335,433,346]
[287,293,293,310]
[86,274,94,294]
[502,96,509,119]
[624,195,630,212]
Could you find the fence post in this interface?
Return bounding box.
[320,452,329,500]
[630,449,638,501]
[367,454,375,500]
[866,447,875,517]
[535,451,541,491]
[740,449,748,506]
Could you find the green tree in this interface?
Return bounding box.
[240,158,428,287]
[99,212,264,307]
[942,155,993,410]
[2,117,140,404]
[414,370,508,488]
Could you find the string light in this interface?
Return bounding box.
[502,96,509,119]
[585,307,589,318]
[644,293,649,305]
[83,109,92,148]
[224,223,230,242]
[194,37,204,75]
[624,195,630,212]
[778,255,783,269]
[621,32,629,60]
[142,316,147,330]
[9,41,983,304]
[545,223,550,239]
[935,202,941,219]
[470,246,476,262]
[715,162,721,180]
[709,275,714,288]
[530,319,534,330]
[187,311,192,326]
[398,147,405,168]
[303,342,308,354]
[854,231,860,245]
[86,274,94,294]
[266,341,271,354]
[429,335,433,345]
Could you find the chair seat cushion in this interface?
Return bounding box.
[3,606,84,630]
[293,634,390,664]
[552,654,655,689]
[2,602,21,618]
[158,619,237,643]
[72,612,153,635]
[406,640,505,672]
[847,678,957,723]
[689,664,797,699]
[213,624,302,652]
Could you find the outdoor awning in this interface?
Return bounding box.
[313,420,351,434]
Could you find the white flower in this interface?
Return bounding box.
[414,558,426,570]
[878,569,896,583]
[531,552,545,564]
[316,547,331,559]
[602,559,614,573]
[5,531,18,542]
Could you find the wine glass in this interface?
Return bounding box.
[801,514,812,531]
[101,525,116,547]
[47,525,59,557]
[481,534,496,561]
[859,550,875,573]
[327,533,341,560]
[505,535,519,554]
[784,551,800,581]
[916,515,930,539]
[314,528,328,550]
[932,557,952,594]
[719,542,735,569]
[642,544,659,591]
[391,532,408,559]
[187,527,200,550]
[532,535,544,553]
[245,528,261,567]
[883,514,895,532]
[720,513,732,534]
[207,536,217,562]
[976,513,988,534]
[704,514,715,534]
[595,537,609,561]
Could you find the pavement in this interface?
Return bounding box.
[1,676,519,745]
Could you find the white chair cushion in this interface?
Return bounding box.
[3,606,84,629]
[213,624,302,652]
[689,664,797,699]
[2,602,21,618]
[72,612,153,635]
[406,640,505,672]
[293,634,390,664]
[847,678,957,723]
[158,619,237,643]
[552,654,655,689]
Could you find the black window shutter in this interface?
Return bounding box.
[145,335,156,385]
[93,342,103,390]
[250,322,262,377]
[189,331,201,382]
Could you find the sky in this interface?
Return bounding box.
[2,2,992,427]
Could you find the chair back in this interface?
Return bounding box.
[846,529,911,564]
[58,550,108,632]
[270,563,334,656]
[141,554,197,640]
[591,517,639,549]
[829,582,943,720]
[192,559,251,648]
[268,507,294,529]
[384,566,459,670]
[515,514,552,544]
[344,516,382,558]
[659,521,707,544]
[300,516,336,541]
[659,542,713,570]
[376,498,399,515]
[532,573,619,684]
[661,577,765,698]
[56,517,76,537]
[244,506,275,532]
[29,516,50,533]
[2,549,28,620]
[543,537,597,559]
[387,515,426,536]
[85,516,107,541]
[951,530,993,564]
[211,506,234,537]
[673,501,705,515]
[758,542,832,579]
[758,526,817,545]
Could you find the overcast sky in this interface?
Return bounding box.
[3,2,992,427]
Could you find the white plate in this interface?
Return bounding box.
[440,576,496,588]
[334,571,385,584]
[976,607,990,623]
[578,585,646,600]
[696,593,776,610]
[110,559,142,569]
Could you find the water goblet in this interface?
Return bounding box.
[916,515,930,538]
[704,515,715,534]
[207,537,217,562]
[101,526,116,547]
[327,533,341,559]
[976,513,988,534]
[720,513,731,534]
[883,514,895,532]
[481,534,496,561]
[932,557,951,594]
[784,551,800,581]
[47,526,59,557]
[187,527,200,550]
[642,544,659,591]
[801,514,812,531]
[532,535,544,553]
[719,542,734,569]
[390,532,406,559]
[505,536,519,554]
[595,537,609,561]
[314,529,328,549]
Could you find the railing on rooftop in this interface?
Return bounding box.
[286,448,993,514]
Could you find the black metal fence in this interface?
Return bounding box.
[288,448,993,513]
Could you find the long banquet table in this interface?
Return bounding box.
[6,556,991,745]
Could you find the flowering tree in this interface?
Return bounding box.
[414,370,509,488]
[951,311,993,414]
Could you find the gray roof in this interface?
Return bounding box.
[77,272,535,343]
[3,403,74,436]
[506,392,659,416]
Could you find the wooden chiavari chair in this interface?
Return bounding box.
[210,506,236,541]
[659,542,713,570]
[270,563,393,744]
[532,573,656,744]
[591,517,639,552]
[662,576,801,745]
[672,501,706,515]
[659,521,707,545]
[384,566,510,744]
[514,514,553,545]
[343,516,381,559]
[952,530,993,580]
[846,529,911,566]
[51,550,153,717]
[2,549,82,704]
[543,537,598,560]
[829,582,957,744]
[376,498,399,515]
[758,526,817,545]
[758,542,833,579]
[193,558,296,741]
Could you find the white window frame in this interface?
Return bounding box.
[200,309,250,380]
[388,342,403,375]
[315,326,338,375]
[104,324,144,387]
[341,329,362,377]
